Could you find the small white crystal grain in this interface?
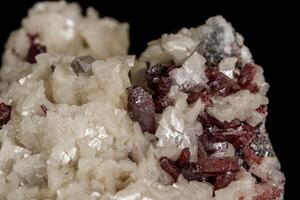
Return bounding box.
[170,52,207,87]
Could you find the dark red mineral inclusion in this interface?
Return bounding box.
[205,67,240,96]
[252,187,281,200]
[175,148,191,167]
[146,63,176,113]
[0,103,12,127]
[41,104,48,115]
[25,33,47,64]
[214,172,235,190]
[256,105,268,114]
[184,85,210,104]
[160,157,181,180]
[198,112,256,149]
[153,95,174,113]
[237,63,259,93]
[26,43,47,64]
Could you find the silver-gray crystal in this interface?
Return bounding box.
[71,55,94,75]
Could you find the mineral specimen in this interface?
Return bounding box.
[0,1,284,199]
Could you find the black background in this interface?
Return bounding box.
[0,0,297,199]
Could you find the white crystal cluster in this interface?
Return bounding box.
[169,52,208,88]
[207,90,269,122]
[155,92,205,159]
[0,1,284,200]
[140,16,251,66]
[1,1,129,83]
[0,53,139,199]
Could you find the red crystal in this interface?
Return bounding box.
[128,87,156,134]
[156,77,173,95]
[256,105,268,114]
[160,144,239,187]
[181,163,210,181]
[198,113,255,149]
[198,112,241,131]
[146,63,177,91]
[197,112,218,131]
[243,83,259,93]
[200,88,211,103]
[243,147,263,165]
[175,148,190,167]
[25,33,47,64]
[199,130,228,154]
[198,135,208,160]
[25,34,46,64]
[205,67,240,96]
[197,157,239,174]
[41,105,48,115]
[253,187,281,200]
[205,141,228,154]
[211,124,256,149]
[146,63,177,113]
[238,63,256,87]
[181,157,239,181]
[183,85,211,104]
[0,103,12,127]
[237,63,260,93]
[153,95,174,113]
[160,157,181,180]
[214,172,235,190]
[26,43,47,64]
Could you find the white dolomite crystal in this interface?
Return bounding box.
[0,54,139,199]
[207,90,269,122]
[214,171,256,200]
[140,15,251,67]
[155,93,203,158]
[170,52,208,87]
[1,1,129,82]
[219,57,237,79]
